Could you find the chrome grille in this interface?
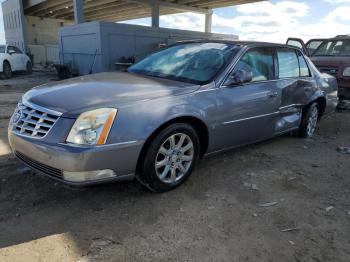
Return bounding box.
[10,101,61,139]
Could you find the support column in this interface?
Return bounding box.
[73,0,84,24]
[151,0,159,28]
[205,11,213,33]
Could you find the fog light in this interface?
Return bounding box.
[63,169,117,182]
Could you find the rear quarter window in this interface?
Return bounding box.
[297,51,311,77]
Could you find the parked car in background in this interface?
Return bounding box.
[8,41,338,192]
[287,35,350,100]
[0,45,32,79]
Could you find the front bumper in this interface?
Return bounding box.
[8,131,143,186]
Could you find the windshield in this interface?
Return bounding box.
[128,42,238,85]
[0,45,5,53]
[313,39,350,56]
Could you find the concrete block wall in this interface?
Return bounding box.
[25,15,73,45]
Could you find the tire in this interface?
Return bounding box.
[298,102,319,138]
[2,61,12,79]
[26,62,32,75]
[138,123,200,192]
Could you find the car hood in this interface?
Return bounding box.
[310,56,350,67]
[23,72,200,117]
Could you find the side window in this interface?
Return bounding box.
[7,46,15,54]
[234,48,274,82]
[297,51,311,77]
[287,40,303,50]
[277,48,299,78]
[306,40,323,55]
[13,46,22,54]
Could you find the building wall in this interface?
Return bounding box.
[1,0,26,52]
[25,15,73,45]
[59,21,238,75]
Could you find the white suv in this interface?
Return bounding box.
[0,45,32,79]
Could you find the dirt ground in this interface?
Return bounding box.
[0,72,350,262]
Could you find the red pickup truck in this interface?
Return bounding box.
[287,35,350,100]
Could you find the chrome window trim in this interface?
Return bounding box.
[221,112,279,125]
[221,104,303,126]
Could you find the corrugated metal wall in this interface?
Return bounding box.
[59,21,238,75]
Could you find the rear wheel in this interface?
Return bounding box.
[298,102,319,138]
[2,61,12,79]
[26,62,32,75]
[138,123,200,192]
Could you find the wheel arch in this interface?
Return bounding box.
[135,116,209,174]
[307,96,326,119]
[3,59,11,68]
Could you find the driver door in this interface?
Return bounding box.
[6,46,22,71]
[212,47,281,151]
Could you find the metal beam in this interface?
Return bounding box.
[127,0,211,14]
[151,0,159,28]
[205,11,212,33]
[73,0,84,24]
[23,0,46,9]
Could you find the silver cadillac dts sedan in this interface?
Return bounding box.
[8,41,338,192]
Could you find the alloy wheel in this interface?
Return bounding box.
[306,105,318,137]
[155,133,194,184]
[3,62,11,78]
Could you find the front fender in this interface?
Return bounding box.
[107,90,215,145]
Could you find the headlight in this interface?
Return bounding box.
[343,67,350,77]
[66,108,117,145]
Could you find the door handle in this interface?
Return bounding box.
[267,92,278,99]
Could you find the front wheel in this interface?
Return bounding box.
[2,61,12,79]
[298,102,319,138]
[138,123,200,192]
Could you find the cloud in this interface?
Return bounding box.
[212,1,311,42]
[160,12,204,31]
[124,1,350,43]
[323,0,350,3]
[235,1,309,17]
[324,6,350,22]
[211,1,350,43]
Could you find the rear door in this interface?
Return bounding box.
[275,47,315,132]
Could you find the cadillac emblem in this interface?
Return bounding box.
[12,109,23,124]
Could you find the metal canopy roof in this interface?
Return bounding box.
[23,0,263,22]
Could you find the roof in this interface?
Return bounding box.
[334,35,350,39]
[23,0,264,22]
[175,39,292,48]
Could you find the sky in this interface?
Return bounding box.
[0,0,350,44]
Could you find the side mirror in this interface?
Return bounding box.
[224,69,253,86]
[8,50,15,55]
